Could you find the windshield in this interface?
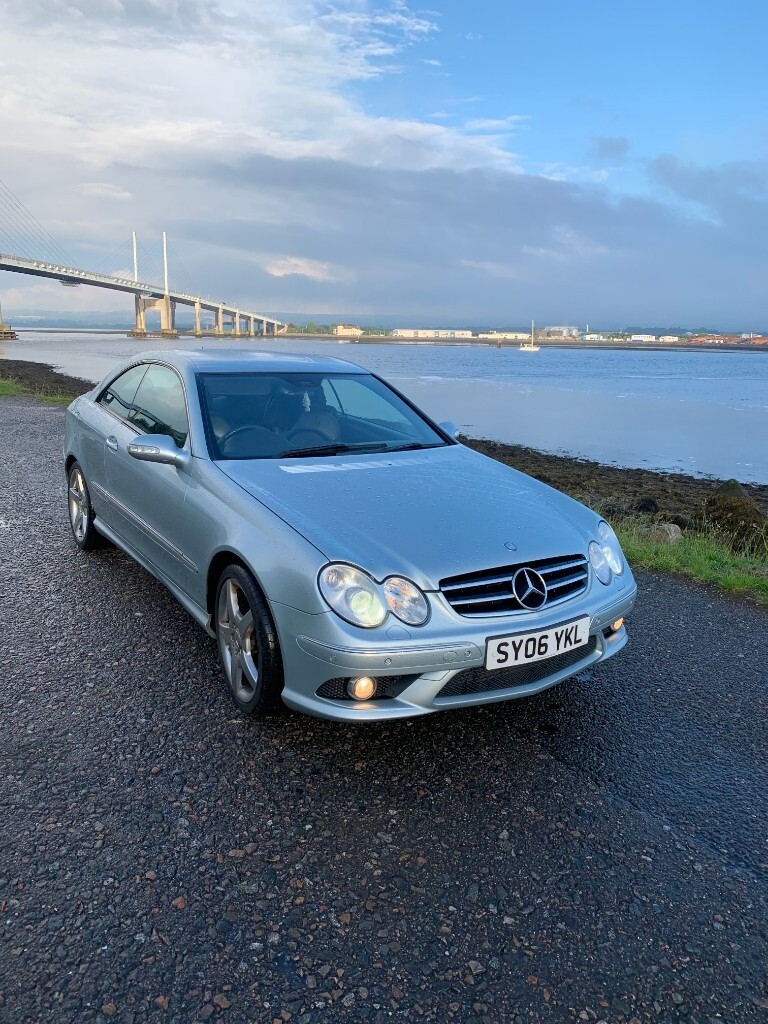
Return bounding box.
[198,371,450,460]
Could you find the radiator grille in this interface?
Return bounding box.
[438,636,598,698]
[440,554,589,617]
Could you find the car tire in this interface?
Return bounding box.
[67,461,103,551]
[214,564,284,715]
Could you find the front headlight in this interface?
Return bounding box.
[319,564,387,628]
[598,520,624,575]
[589,540,612,585]
[383,576,429,626]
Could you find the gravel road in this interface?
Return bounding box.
[1,397,767,1024]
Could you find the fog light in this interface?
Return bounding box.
[611,618,625,632]
[347,676,377,700]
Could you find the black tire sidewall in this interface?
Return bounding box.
[215,564,284,715]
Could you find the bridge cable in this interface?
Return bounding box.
[0,180,74,265]
[0,179,74,265]
[0,194,58,263]
[0,195,67,265]
[89,238,135,279]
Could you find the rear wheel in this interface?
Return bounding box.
[67,462,102,550]
[215,564,284,715]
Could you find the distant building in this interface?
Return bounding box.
[630,334,656,343]
[582,333,607,341]
[391,329,473,339]
[540,325,580,339]
[332,324,363,338]
[476,331,530,341]
[658,335,680,343]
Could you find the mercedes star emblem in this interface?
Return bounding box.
[512,567,548,609]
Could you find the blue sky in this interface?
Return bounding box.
[1,0,767,327]
[368,1,767,172]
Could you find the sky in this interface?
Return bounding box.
[0,0,767,328]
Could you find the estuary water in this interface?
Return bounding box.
[3,332,767,482]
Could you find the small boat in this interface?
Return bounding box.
[520,320,540,351]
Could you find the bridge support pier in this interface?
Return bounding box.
[128,293,178,339]
[0,296,18,340]
[194,299,202,338]
[215,305,225,336]
[234,312,241,337]
[249,317,255,338]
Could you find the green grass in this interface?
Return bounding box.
[0,377,75,405]
[616,520,768,605]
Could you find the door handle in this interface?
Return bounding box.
[106,436,119,452]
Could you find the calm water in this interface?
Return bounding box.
[4,333,768,481]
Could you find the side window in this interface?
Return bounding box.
[130,364,189,449]
[330,377,413,429]
[97,364,148,421]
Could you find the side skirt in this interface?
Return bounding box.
[94,518,215,637]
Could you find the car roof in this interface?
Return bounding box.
[135,349,366,375]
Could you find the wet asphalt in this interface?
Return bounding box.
[1,396,767,1024]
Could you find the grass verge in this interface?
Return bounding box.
[0,376,75,405]
[616,520,768,605]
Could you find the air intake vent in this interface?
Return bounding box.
[438,636,598,698]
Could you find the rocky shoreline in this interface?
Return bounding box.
[3,357,767,524]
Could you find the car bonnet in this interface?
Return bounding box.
[216,444,594,592]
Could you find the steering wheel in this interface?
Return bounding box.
[220,425,277,455]
[285,427,329,447]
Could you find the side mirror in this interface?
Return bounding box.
[127,433,190,469]
[439,420,460,439]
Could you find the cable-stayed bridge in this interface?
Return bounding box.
[0,180,285,339]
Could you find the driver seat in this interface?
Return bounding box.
[289,387,341,445]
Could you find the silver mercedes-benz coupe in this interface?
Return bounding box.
[64,350,636,721]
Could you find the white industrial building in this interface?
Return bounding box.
[540,325,580,339]
[477,331,530,341]
[391,329,473,339]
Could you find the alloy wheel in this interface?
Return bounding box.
[217,578,260,703]
[68,466,89,543]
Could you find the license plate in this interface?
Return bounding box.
[485,615,591,671]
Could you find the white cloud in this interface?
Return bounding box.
[263,256,340,282]
[465,116,529,132]
[461,259,526,281]
[76,182,133,200]
[421,58,442,66]
[0,0,766,326]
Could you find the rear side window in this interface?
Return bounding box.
[130,364,189,449]
[98,364,147,421]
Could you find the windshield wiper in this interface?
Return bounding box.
[381,442,442,453]
[277,442,391,459]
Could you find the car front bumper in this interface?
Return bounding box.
[274,571,638,721]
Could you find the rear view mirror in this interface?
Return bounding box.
[439,420,460,439]
[127,434,189,469]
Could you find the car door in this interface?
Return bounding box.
[85,363,149,524]
[103,362,196,591]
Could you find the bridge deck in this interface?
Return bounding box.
[0,254,284,329]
